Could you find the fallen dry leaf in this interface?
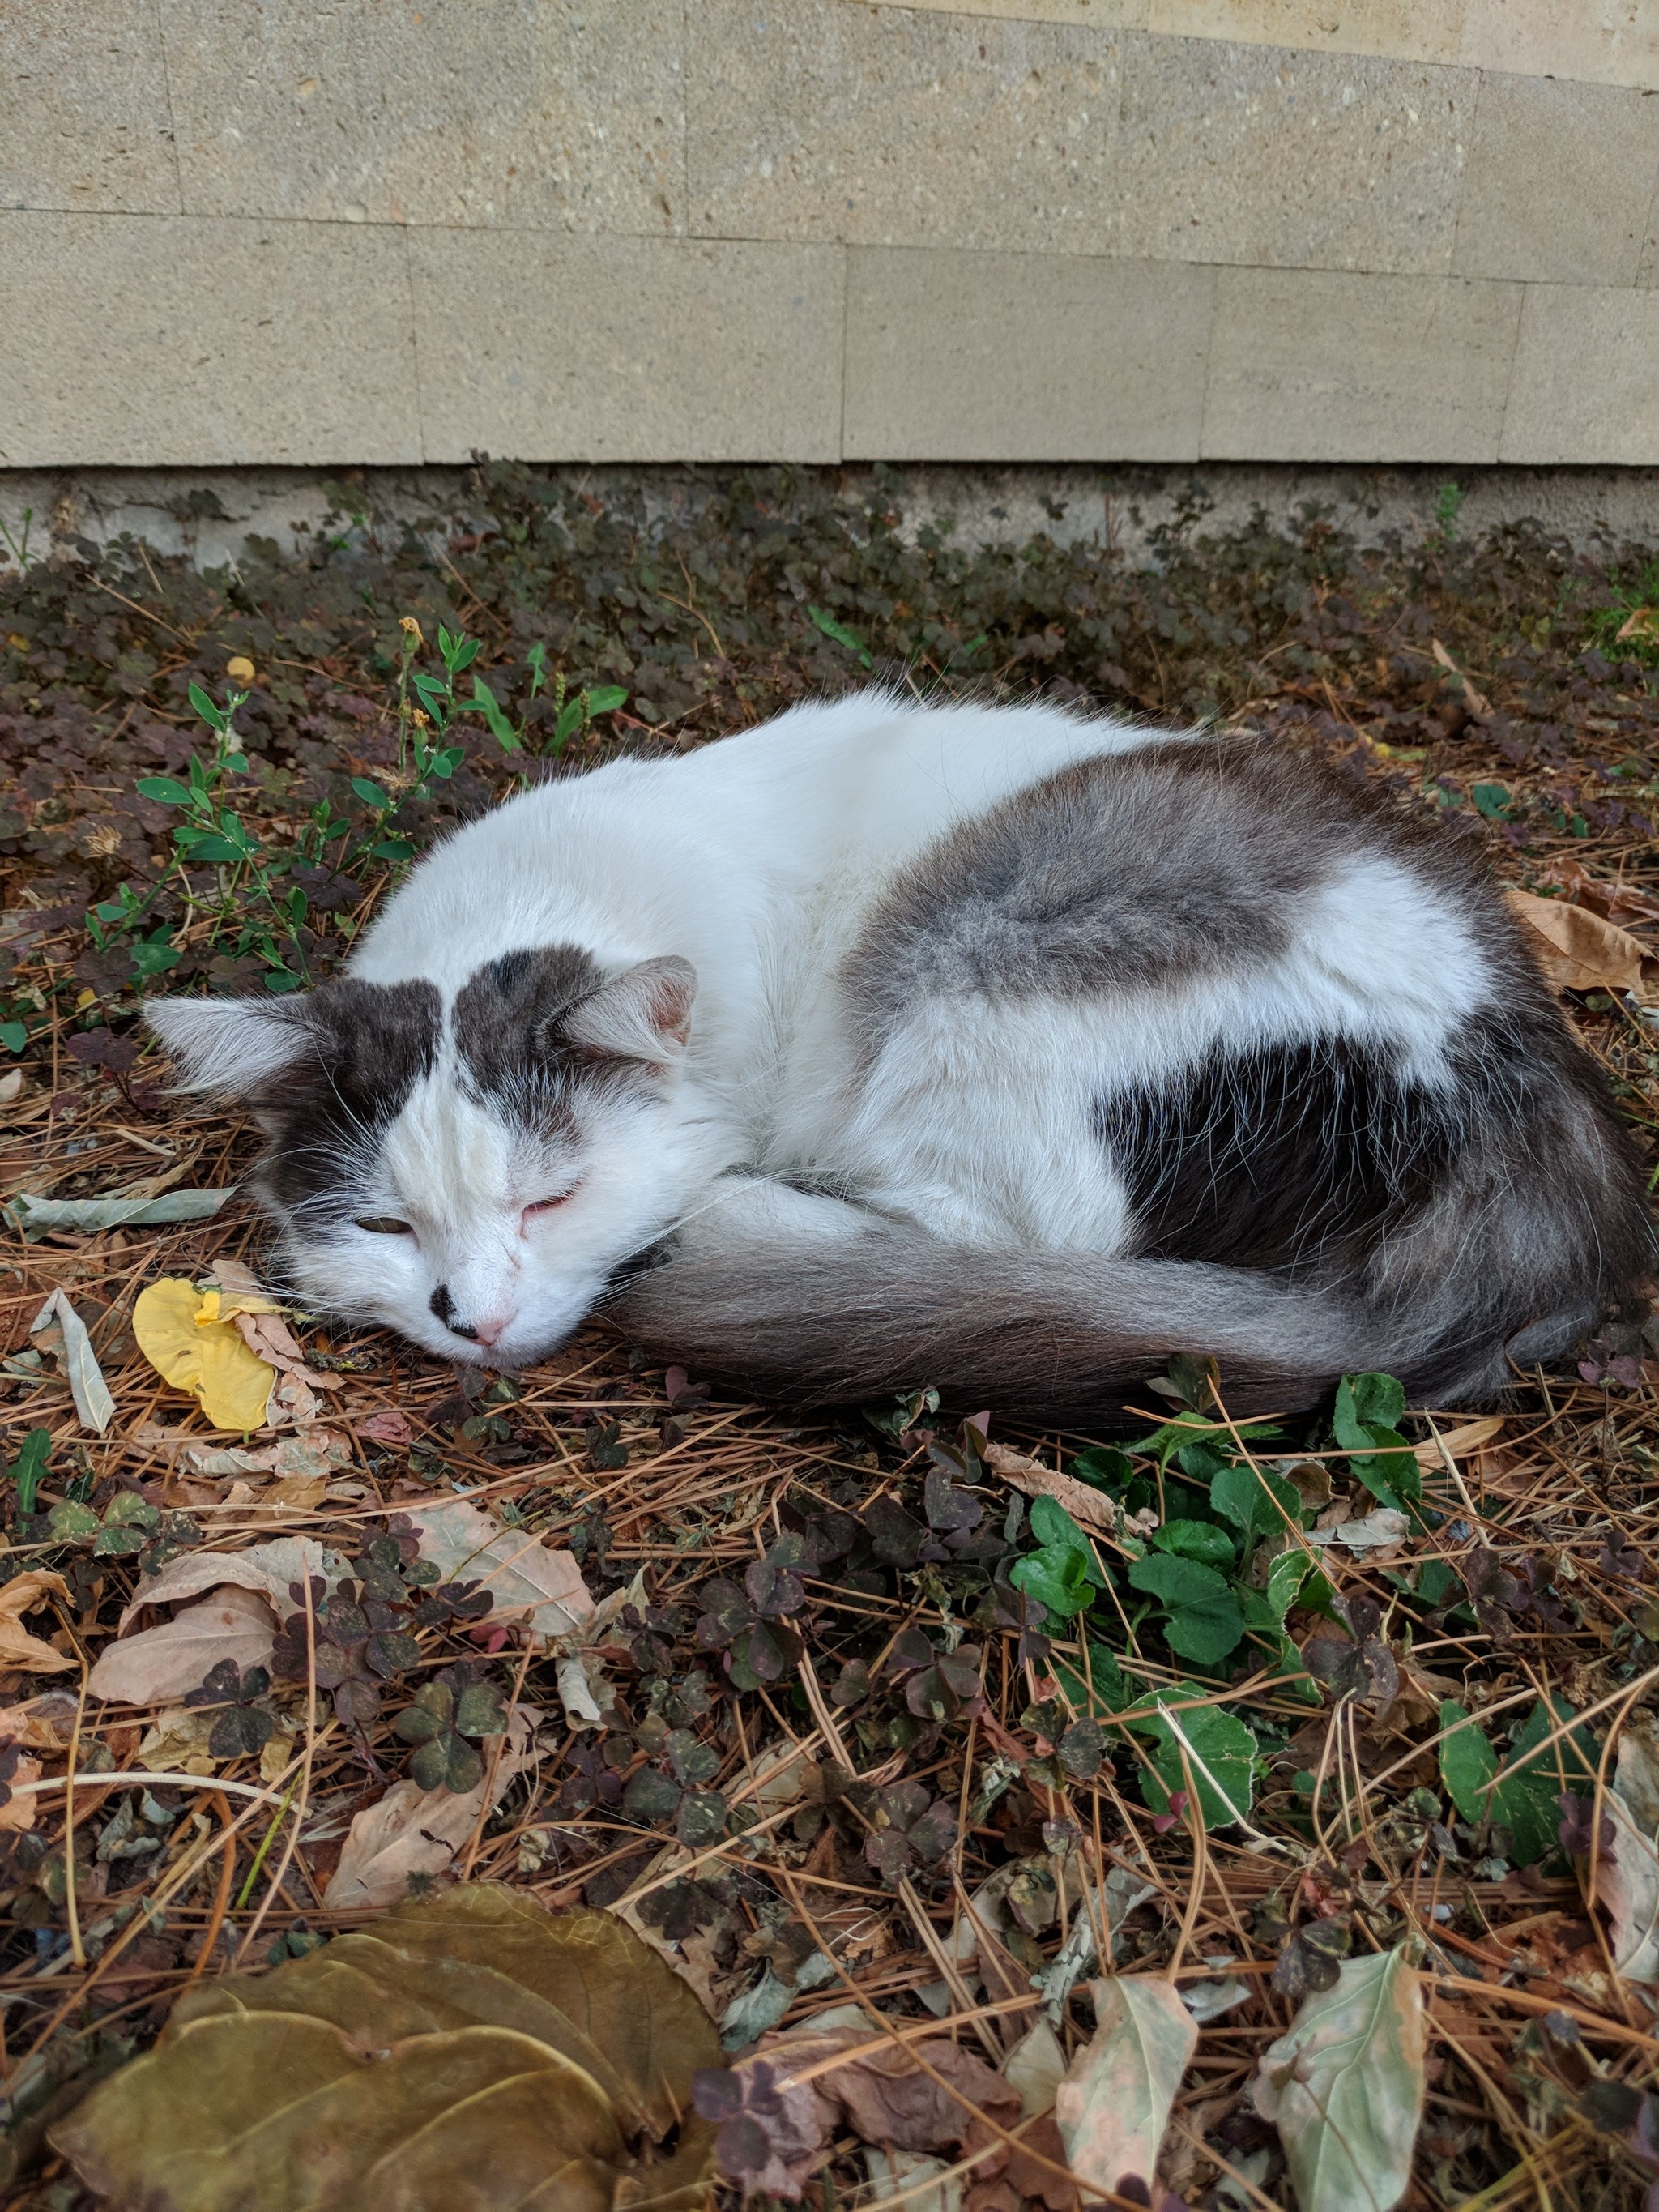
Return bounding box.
[402,1498,593,1641]
[709,2021,1021,2200]
[322,1706,539,1910]
[134,1278,275,1433]
[134,1708,219,1776]
[88,1584,276,1706]
[1054,1975,1196,2203]
[0,1693,79,1752]
[0,1571,76,1676]
[981,1444,1119,1544]
[1504,886,1657,997]
[357,1407,414,1448]
[119,1535,334,1633]
[0,1749,42,1832]
[54,1885,719,2210]
[1254,1945,1425,2212]
[30,1289,115,1433]
[1601,1728,1659,1984]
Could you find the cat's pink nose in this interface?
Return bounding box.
[471,1313,514,1348]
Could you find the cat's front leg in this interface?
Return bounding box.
[666,1172,876,1262]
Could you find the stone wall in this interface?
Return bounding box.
[3,0,1658,468]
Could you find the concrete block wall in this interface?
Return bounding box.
[2,0,1658,468]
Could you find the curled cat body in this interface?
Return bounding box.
[148,693,1653,1421]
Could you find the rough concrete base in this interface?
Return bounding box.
[2,462,1657,572]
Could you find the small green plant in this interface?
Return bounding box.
[808,604,873,668]
[127,681,312,991]
[0,505,34,570]
[1433,481,1463,541]
[1585,555,1659,670]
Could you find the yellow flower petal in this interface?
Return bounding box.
[194,1287,279,1325]
[134,1279,275,1433]
[225,655,256,684]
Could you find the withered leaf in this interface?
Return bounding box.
[53,1886,720,2207]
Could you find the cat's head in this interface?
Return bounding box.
[146,946,701,1368]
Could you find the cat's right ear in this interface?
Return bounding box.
[144,993,317,1096]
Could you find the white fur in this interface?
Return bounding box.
[166,695,1495,1365]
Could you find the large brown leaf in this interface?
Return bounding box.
[53,1886,719,2210]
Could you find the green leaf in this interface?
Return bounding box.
[1071,1445,1132,1491]
[429,747,464,779]
[135,775,192,805]
[807,604,873,668]
[47,1501,100,1542]
[1256,1946,1426,2212]
[187,682,228,732]
[1210,1461,1302,1539]
[464,677,519,750]
[351,776,392,810]
[6,1429,51,1516]
[553,699,584,752]
[623,1766,682,1824]
[1054,1642,1129,1715]
[1149,1518,1235,1569]
[1496,1697,1598,1864]
[1266,1548,1315,1625]
[0,1021,25,1054]
[92,1525,148,1557]
[1471,782,1512,820]
[129,942,181,978]
[584,685,628,716]
[1120,1693,1257,1828]
[1009,1544,1093,1618]
[368,837,416,862]
[1333,1373,1420,1513]
[1437,1699,1499,1825]
[103,1494,161,1531]
[1127,1555,1245,1664]
[179,834,256,865]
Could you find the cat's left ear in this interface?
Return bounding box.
[561,956,696,1068]
[144,992,318,1095]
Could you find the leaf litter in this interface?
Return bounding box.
[0,468,1657,2209]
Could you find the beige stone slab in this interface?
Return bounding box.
[861,0,1146,22]
[0,0,180,213]
[844,246,1210,457]
[689,0,1127,254]
[1116,35,1475,274]
[1142,0,1464,65]
[408,231,844,463]
[0,213,420,466]
[1452,72,1659,285]
[1500,285,1659,463]
[1203,267,1521,459]
[1461,0,1659,92]
[163,0,684,233]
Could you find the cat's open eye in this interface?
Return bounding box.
[353,1216,414,1236]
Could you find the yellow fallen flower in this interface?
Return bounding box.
[133,1279,276,1433]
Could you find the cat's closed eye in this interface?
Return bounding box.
[523,1184,582,1221]
[354,1216,414,1236]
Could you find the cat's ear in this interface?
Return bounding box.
[561,956,697,1068]
[144,993,317,1095]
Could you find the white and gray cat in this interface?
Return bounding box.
[148,694,1652,1420]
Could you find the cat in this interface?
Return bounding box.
[147,692,1653,1423]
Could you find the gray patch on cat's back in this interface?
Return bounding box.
[838,737,1465,1053]
[452,944,603,1099]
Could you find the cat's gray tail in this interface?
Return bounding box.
[608,1223,1507,1424]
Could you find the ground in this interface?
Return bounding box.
[0,463,1657,2210]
